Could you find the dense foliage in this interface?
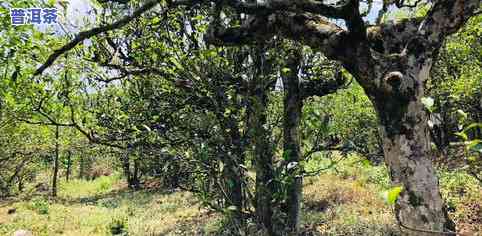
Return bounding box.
[0,0,480,235]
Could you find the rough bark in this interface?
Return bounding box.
[373,94,455,235]
[281,50,303,234]
[252,98,274,235]
[121,146,140,190]
[366,47,456,234]
[280,48,347,233]
[365,2,479,231]
[380,107,454,234]
[250,49,275,235]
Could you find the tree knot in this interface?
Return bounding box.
[383,71,404,90]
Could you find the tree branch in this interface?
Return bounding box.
[33,0,164,76]
[97,0,131,4]
[418,0,480,51]
[223,0,357,19]
[367,17,424,54]
[300,71,349,99]
[205,12,352,62]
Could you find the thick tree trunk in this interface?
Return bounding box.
[281,56,303,234]
[203,1,478,235]
[52,126,60,197]
[372,68,455,235]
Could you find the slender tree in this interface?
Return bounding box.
[281,47,347,233]
[65,150,72,182]
[52,126,60,197]
[281,49,304,234]
[247,47,276,234]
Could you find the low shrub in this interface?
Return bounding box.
[29,197,49,215]
[109,215,129,235]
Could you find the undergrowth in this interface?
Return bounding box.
[0,155,480,235]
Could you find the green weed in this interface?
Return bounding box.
[29,197,49,215]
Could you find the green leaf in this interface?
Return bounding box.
[454,132,468,141]
[223,109,231,117]
[287,162,298,170]
[463,123,482,133]
[456,109,468,120]
[467,155,478,162]
[193,15,205,21]
[467,139,482,153]
[142,124,151,132]
[169,57,183,70]
[282,149,292,161]
[361,159,371,167]
[281,67,291,75]
[227,179,235,189]
[385,186,403,205]
[421,97,434,111]
[33,31,43,41]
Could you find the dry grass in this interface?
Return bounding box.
[0,160,480,236]
[302,174,398,236]
[439,170,482,235]
[0,175,221,236]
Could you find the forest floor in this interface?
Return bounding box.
[0,156,481,236]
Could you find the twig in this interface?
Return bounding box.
[33,0,164,76]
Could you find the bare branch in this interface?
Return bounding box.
[17,117,74,127]
[19,98,127,149]
[88,61,174,83]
